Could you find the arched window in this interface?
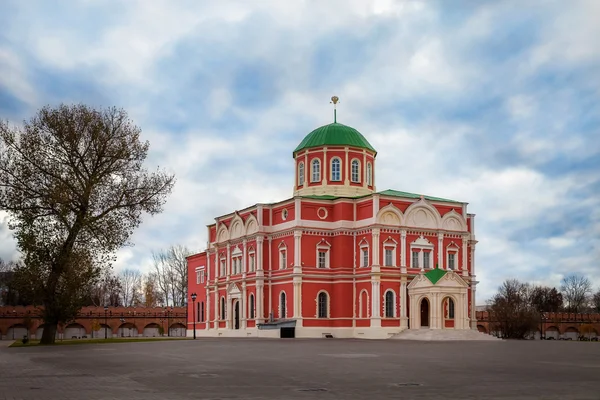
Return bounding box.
[280,292,287,318]
[220,297,225,320]
[385,291,394,318]
[331,158,341,181]
[448,298,455,319]
[318,292,328,318]
[311,159,321,182]
[367,162,372,186]
[298,162,305,186]
[249,294,255,319]
[351,159,360,182]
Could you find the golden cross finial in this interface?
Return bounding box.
[330,96,340,123]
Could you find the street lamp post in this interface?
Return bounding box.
[191,292,197,340]
[104,306,108,339]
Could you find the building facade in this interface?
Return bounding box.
[187,105,479,339]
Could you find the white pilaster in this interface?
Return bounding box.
[344,147,349,184]
[462,237,468,276]
[257,236,264,271]
[322,148,327,183]
[294,230,302,266]
[370,266,381,327]
[400,230,407,273]
[400,279,408,328]
[205,287,210,330]
[241,282,247,329]
[372,228,380,266]
[437,232,444,269]
[213,290,219,330]
[226,243,231,278]
[242,239,247,274]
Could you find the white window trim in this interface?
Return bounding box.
[248,248,256,272]
[278,242,287,270]
[248,293,255,319]
[330,157,342,182]
[359,239,369,268]
[383,237,398,267]
[366,162,373,186]
[358,289,370,318]
[311,158,321,182]
[351,158,361,183]
[219,256,226,277]
[298,161,305,186]
[279,291,287,318]
[383,289,396,318]
[316,239,331,269]
[315,290,331,318]
[410,236,434,269]
[195,267,205,284]
[446,243,460,271]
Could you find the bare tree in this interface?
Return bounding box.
[119,269,142,307]
[86,270,122,307]
[0,104,175,344]
[560,274,592,313]
[488,279,538,339]
[592,290,600,313]
[152,244,191,307]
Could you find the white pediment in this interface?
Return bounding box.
[412,235,433,247]
[407,270,469,289]
[227,283,241,295]
[407,274,432,289]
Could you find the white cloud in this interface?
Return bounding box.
[0,0,599,304]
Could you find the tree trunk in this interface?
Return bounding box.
[40,322,58,344]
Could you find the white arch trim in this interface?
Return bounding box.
[376,203,404,226]
[441,209,467,231]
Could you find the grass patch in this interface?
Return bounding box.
[9,337,190,347]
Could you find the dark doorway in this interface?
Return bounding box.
[280,327,295,338]
[234,301,240,330]
[420,298,429,327]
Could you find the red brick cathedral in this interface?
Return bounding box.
[187,98,478,339]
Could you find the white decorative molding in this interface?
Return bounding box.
[376,203,404,226]
[404,198,442,230]
[317,207,328,220]
[441,209,467,232]
[229,214,245,240]
[315,290,331,318]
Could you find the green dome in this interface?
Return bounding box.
[293,122,377,155]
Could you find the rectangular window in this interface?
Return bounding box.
[318,251,327,268]
[280,250,287,269]
[220,259,226,276]
[249,254,255,272]
[448,253,455,270]
[196,270,201,284]
[423,252,430,268]
[412,251,419,268]
[385,248,393,266]
[362,248,369,267]
[196,269,205,284]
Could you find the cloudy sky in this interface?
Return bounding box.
[1,0,599,303]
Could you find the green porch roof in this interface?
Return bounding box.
[378,189,461,203]
[293,122,376,154]
[424,267,447,285]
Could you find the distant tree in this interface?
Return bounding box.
[560,274,592,313]
[0,104,175,344]
[488,279,538,339]
[592,290,600,313]
[142,272,161,307]
[86,270,122,307]
[119,268,142,307]
[152,244,191,307]
[530,286,563,313]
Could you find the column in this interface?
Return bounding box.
[438,233,444,269]
[362,150,367,188]
[213,290,219,330]
[225,294,230,330]
[400,230,407,273]
[205,287,211,330]
[257,236,264,271]
[293,230,302,266]
[462,292,469,329]
[372,228,380,266]
[226,243,231,279]
[471,283,477,329]
[241,282,247,329]
[303,153,308,188]
[462,237,468,276]
[370,268,381,327]
[256,281,264,323]
[242,239,247,275]
[400,278,408,329]
[344,147,349,184]
[322,148,327,183]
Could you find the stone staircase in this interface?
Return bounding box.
[391,328,502,341]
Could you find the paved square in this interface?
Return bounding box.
[1,338,599,399]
